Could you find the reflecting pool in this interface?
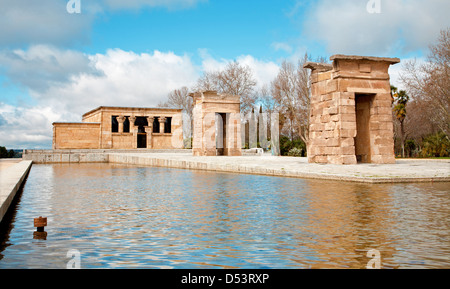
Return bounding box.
[0,163,449,269]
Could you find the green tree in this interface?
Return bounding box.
[405,139,417,158]
[8,150,15,158]
[392,86,410,158]
[0,146,8,158]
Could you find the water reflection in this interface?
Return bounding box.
[0,163,448,269]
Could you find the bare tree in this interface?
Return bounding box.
[269,53,318,144]
[258,84,279,114]
[196,61,257,114]
[158,86,193,118]
[401,28,450,138]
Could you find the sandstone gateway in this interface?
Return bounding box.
[305,55,400,165]
[52,54,399,165]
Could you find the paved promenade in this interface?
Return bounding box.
[0,160,32,224]
[109,153,450,184]
[21,149,450,183]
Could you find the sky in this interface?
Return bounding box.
[0,0,449,149]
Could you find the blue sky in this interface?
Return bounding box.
[0,0,449,148]
[89,1,300,56]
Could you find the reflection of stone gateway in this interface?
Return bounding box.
[304,55,400,165]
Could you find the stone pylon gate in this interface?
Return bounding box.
[190,91,242,156]
[304,55,400,165]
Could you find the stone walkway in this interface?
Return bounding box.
[0,159,22,172]
[0,160,32,223]
[109,153,450,183]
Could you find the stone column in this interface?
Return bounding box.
[146,117,154,130]
[129,116,137,149]
[144,126,152,149]
[159,117,167,134]
[129,116,136,132]
[145,116,154,149]
[117,116,126,133]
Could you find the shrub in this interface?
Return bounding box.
[420,132,450,158]
[287,147,303,157]
[280,136,306,157]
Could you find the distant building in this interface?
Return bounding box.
[53,106,183,150]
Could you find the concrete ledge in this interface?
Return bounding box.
[108,153,450,184]
[23,149,191,164]
[21,150,450,184]
[0,160,32,224]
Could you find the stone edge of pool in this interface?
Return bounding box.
[106,154,450,184]
[21,150,450,184]
[0,160,32,224]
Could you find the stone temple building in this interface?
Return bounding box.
[304,55,400,165]
[53,106,183,150]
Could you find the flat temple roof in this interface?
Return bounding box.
[82,106,183,118]
[330,54,400,64]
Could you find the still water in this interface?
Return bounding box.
[0,163,449,269]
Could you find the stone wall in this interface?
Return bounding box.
[53,123,101,149]
[23,149,191,164]
[111,133,135,149]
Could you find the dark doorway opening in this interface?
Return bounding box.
[111,116,119,133]
[135,117,149,148]
[137,134,147,149]
[355,94,375,163]
[216,113,227,156]
[135,117,148,133]
[153,117,160,133]
[123,117,130,133]
[164,117,172,133]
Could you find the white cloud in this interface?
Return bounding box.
[34,48,201,116]
[271,42,293,54]
[235,55,280,90]
[199,50,280,90]
[389,62,404,89]
[0,45,99,92]
[302,0,450,56]
[0,103,63,149]
[389,56,427,90]
[198,49,229,72]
